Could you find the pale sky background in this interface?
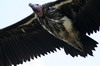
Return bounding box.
[0,0,100,66]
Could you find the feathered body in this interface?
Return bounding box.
[31,0,98,52]
[37,1,83,51]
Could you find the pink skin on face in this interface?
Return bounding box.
[36,5,43,17]
[29,3,43,17]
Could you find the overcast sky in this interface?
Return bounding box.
[0,0,100,66]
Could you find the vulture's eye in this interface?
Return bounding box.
[36,4,39,6]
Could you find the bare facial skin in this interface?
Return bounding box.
[29,3,43,17]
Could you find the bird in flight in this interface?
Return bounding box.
[0,0,100,66]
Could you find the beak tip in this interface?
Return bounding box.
[29,3,33,7]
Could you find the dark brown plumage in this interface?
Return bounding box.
[0,0,100,66]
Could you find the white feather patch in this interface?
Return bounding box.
[52,0,72,8]
[21,28,25,32]
[61,16,73,32]
[20,14,37,26]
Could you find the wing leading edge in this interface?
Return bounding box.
[0,13,65,66]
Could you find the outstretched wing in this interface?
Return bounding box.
[57,0,100,34]
[72,0,100,34]
[0,13,64,66]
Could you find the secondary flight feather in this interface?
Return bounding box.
[0,0,100,66]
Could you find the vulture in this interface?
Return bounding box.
[0,0,100,66]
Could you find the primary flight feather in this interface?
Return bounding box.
[0,0,100,66]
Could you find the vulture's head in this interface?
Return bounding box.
[29,3,43,17]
